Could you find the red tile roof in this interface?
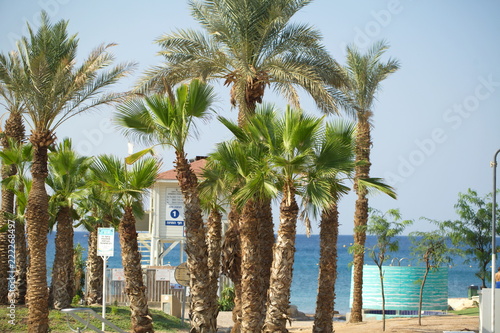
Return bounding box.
[157,157,207,180]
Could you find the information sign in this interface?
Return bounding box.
[112,268,125,281]
[174,262,190,287]
[97,228,114,257]
[160,188,185,238]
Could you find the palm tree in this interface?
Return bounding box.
[309,122,355,333]
[345,40,400,323]
[204,137,275,332]
[140,3,348,329]
[221,105,330,332]
[3,12,133,331]
[91,155,160,333]
[0,140,32,305]
[114,80,218,333]
[198,163,231,324]
[76,185,120,305]
[205,148,244,332]
[46,138,92,309]
[138,0,346,125]
[0,50,26,304]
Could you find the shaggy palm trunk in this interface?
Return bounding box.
[263,188,299,333]
[175,151,216,333]
[119,206,154,333]
[313,204,339,333]
[85,225,103,305]
[0,163,16,304]
[206,208,222,324]
[221,205,242,333]
[257,199,274,327]
[351,114,371,323]
[26,131,52,333]
[236,78,264,127]
[13,220,27,304]
[0,110,25,304]
[50,206,74,309]
[240,199,265,332]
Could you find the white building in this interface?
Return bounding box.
[138,156,227,266]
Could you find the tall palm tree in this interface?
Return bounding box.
[114,80,218,333]
[0,140,32,305]
[309,121,355,333]
[76,185,120,305]
[221,105,330,332]
[200,150,241,332]
[260,107,324,333]
[0,50,26,304]
[199,163,232,325]
[139,0,346,125]
[91,155,160,333]
[345,40,400,323]
[3,12,133,331]
[140,3,348,329]
[204,137,276,332]
[46,138,92,309]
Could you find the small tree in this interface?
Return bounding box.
[409,230,453,326]
[366,208,412,331]
[439,189,500,288]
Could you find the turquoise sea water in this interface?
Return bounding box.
[47,232,483,315]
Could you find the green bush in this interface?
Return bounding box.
[218,286,235,311]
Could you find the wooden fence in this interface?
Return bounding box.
[86,267,233,307]
[104,268,185,306]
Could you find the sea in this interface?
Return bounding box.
[46,232,483,316]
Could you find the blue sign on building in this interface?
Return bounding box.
[165,220,184,226]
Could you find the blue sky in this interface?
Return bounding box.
[1,0,499,235]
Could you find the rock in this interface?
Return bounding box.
[288,305,311,321]
[448,297,479,311]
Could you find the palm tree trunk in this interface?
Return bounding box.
[0,110,25,304]
[13,220,27,305]
[351,114,371,323]
[240,199,265,332]
[50,206,74,309]
[207,208,222,326]
[26,135,51,333]
[221,205,242,333]
[0,164,16,304]
[313,203,339,333]
[119,206,154,333]
[85,225,103,305]
[7,111,27,305]
[175,151,216,333]
[263,189,299,333]
[257,198,274,327]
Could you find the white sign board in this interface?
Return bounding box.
[97,228,114,257]
[155,268,175,281]
[112,268,125,281]
[160,188,185,238]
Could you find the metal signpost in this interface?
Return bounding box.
[491,150,500,333]
[97,227,115,331]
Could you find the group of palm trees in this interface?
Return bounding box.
[0,1,400,333]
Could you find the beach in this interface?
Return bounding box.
[213,311,479,333]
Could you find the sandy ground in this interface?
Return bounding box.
[213,311,479,333]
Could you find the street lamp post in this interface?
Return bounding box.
[491,149,500,333]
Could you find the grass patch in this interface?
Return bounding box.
[0,305,189,332]
[449,307,480,316]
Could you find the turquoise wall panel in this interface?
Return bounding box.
[349,265,448,311]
